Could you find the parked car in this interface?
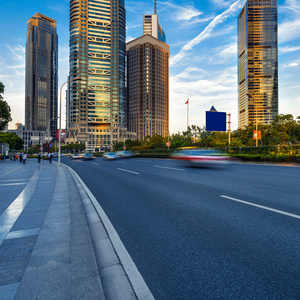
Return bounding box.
[82,153,95,160]
[116,151,134,158]
[103,152,120,160]
[171,149,231,167]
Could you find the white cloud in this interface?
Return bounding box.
[280,45,300,53]
[279,18,300,44]
[283,62,299,68]
[210,0,237,8]
[170,0,245,66]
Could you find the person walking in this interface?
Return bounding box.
[22,153,27,164]
[13,153,16,161]
[38,152,41,163]
[48,152,53,164]
[19,153,23,163]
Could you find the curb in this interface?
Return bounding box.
[63,164,154,300]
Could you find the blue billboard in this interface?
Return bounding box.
[206,111,227,132]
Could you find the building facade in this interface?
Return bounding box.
[143,14,166,43]
[126,34,169,140]
[67,0,126,150]
[238,0,278,128]
[25,13,58,141]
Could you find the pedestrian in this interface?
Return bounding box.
[48,152,53,164]
[19,153,22,163]
[38,152,41,163]
[13,154,16,161]
[22,153,27,164]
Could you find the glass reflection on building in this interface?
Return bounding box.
[238,0,278,128]
[68,0,126,150]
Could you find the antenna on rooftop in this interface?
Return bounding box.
[154,0,157,14]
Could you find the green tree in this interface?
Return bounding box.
[0,132,24,150]
[0,82,12,131]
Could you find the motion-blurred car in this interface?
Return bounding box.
[171,149,231,167]
[116,151,134,158]
[71,153,83,159]
[103,152,120,160]
[82,153,95,160]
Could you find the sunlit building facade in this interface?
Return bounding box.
[25,13,58,141]
[67,0,126,150]
[143,14,166,43]
[238,0,278,128]
[126,34,169,140]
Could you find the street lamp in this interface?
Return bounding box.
[58,77,82,166]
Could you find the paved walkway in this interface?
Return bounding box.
[0,159,153,300]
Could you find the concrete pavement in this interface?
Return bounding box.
[0,159,153,300]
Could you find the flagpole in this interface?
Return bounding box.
[187,98,189,131]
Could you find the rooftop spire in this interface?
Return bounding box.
[154,0,157,14]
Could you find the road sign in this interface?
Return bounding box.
[253,130,261,140]
[166,142,171,147]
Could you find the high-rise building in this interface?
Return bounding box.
[25,13,58,141]
[143,14,166,43]
[126,4,169,140]
[67,0,126,150]
[238,0,278,128]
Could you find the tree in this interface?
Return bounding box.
[0,132,24,150]
[0,82,12,131]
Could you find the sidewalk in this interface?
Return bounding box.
[0,160,153,300]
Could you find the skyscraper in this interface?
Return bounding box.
[238,0,278,128]
[25,13,58,141]
[126,3,169,140]
[67,0,126,150]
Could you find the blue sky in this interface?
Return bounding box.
[0,0,299,133]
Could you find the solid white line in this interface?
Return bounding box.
[221,195,300,220]
[117,168,140,175]
[0,179,28,182]
[154,165,186,172]
[0,183,27,186]
[91,163,100,166]
[65,164,154,299]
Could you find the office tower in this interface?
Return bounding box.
[25,13,58,141]
[126,4,169,140]
[68,0,126,150]
[143,14,166,43]
[238,0,278,128]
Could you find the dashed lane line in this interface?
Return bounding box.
[117,168,140,175]
[221,195,300,220]
[154,165,186,172]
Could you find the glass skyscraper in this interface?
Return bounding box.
[25,13,58,141]
[238,0,278,128]
[127,6,169,140]
[68,0,126,150]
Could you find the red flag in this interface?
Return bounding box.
[185,99,189,104]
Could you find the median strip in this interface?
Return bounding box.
[117,168,140,175]
[220,195,300,220]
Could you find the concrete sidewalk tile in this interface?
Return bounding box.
[71,212,88,226]
[71,243,99,280]
[15,264,70,300]
[86,211,101,225]
[0,282,20,300]
[93,238,119,270]
[100,264,137,300]
[42,219,70,230]
[27,242,70,270]
[35,227,70,248]
[88,222,108,242]
[71,224,91,246]
[5,228,40,240]
[81,197,90,206]
[83,203,96,214]
[46,207,70,220]
[71,275,105,300]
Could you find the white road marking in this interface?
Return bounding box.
[117,168,140,175]
[0,183,27,186]
[92,163,101,166]
[154,165,186,172]
[220,195,300,220]
[0,179,28,182]
[116,161,127,164]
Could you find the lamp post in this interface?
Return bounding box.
[58,77,81,166]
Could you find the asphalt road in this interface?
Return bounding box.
[62,157,300,300]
